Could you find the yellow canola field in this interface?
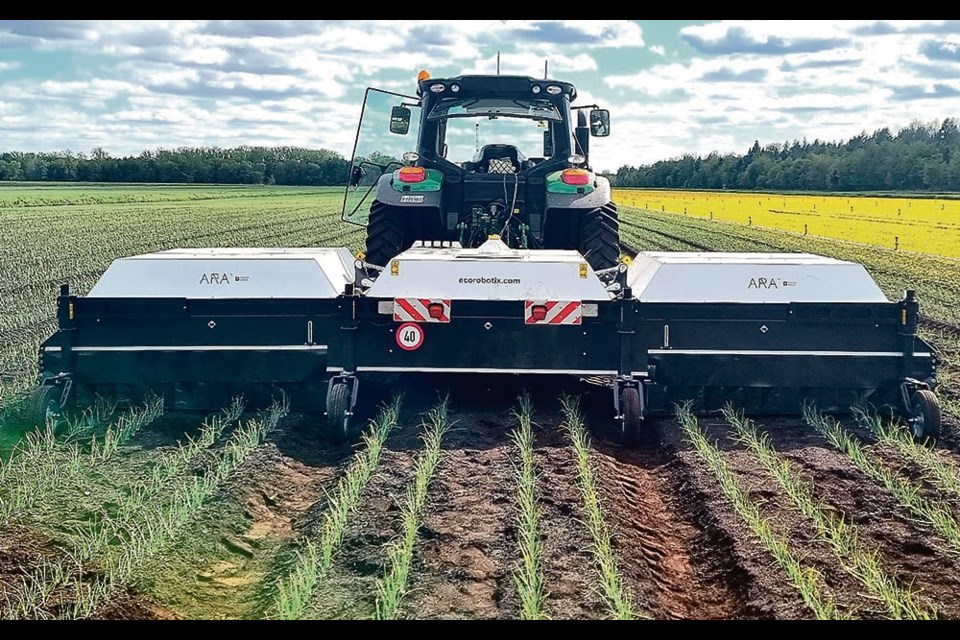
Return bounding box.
[613,189,960,259]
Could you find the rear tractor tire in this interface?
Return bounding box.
[580,202,620,272]
[365,201,410,268]
[27,385,62,426]
[326,382,353,445]
[909,389,942,442]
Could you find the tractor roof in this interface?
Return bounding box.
[417,75,577,101]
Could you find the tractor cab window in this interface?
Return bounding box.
[428,98,562,174]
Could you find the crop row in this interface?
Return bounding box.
[678,400,960,618]
[265,394,644,620]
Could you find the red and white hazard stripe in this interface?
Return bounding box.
[524,300,582,325]
[393,298,452,323]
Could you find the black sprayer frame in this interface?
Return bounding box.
[40,282,936,418]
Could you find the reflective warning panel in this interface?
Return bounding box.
[524,300,582,325]
[393,298,452,323]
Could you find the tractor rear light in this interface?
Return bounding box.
[530,305,548,322]
[561,169,591,186]
[546,85,562,95]
[430,83,446,93]
[398,166,426,183]
[428,303,446,320]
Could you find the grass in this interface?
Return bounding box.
[560,396,639,620]
[724,405,934,619]
[374,397,451,620]
[2,394,286,620]
[509,393,547,620]
[677,403,841,619]
[0,395,165,525]
[272,395,403,620]
[804,404,960,556]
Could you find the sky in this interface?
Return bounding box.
[1,19,959,172]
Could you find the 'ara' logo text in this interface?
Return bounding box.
[199,273,231,285]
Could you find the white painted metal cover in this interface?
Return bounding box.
[366,239,612,300]
[88,247,355,298]
[628,252,888,303]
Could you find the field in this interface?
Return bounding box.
[617,189,960,258]
[1,183,960,619]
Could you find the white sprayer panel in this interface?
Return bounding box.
[628,252,888,303]
[88,248,355,299]
[366,239,611,300]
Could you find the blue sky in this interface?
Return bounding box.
[0,20,959,171]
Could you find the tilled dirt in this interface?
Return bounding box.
[4,381,960,619]
[294,384,773,620]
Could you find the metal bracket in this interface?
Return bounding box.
[596,263,629,297]
[899,377,929,415]
[353,258,384,294]
[40,373,73,409]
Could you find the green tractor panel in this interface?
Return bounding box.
[342,74,618,272]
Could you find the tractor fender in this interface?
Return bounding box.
[544,176,612,209]
[375,174,443,208]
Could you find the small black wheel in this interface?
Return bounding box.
[619,386,644,447]
[26,385,62,426]
[326,383,352,444]
[909,389,942,441]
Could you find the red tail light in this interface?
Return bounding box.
[530,305,548,322]
[561,169,591,186]
[398,166,426,183]
[428,303,446,320]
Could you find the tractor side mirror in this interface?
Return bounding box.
[390,106,411,135]
[349,164,364,187]
[589,109,610,137]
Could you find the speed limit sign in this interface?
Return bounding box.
[395,322,425,351]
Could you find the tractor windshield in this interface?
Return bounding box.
[427,98,561,121]
[442,116,553,168]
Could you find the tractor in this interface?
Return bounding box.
[343,72,619,272]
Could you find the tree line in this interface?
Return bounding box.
[0,146,350,186]
[614,119,960,192]
[3,119,960,192]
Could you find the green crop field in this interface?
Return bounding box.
[2,183,960,619]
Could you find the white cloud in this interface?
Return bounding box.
[593,21,960,168]
[681,20,858,55]
[3,20,960,171]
